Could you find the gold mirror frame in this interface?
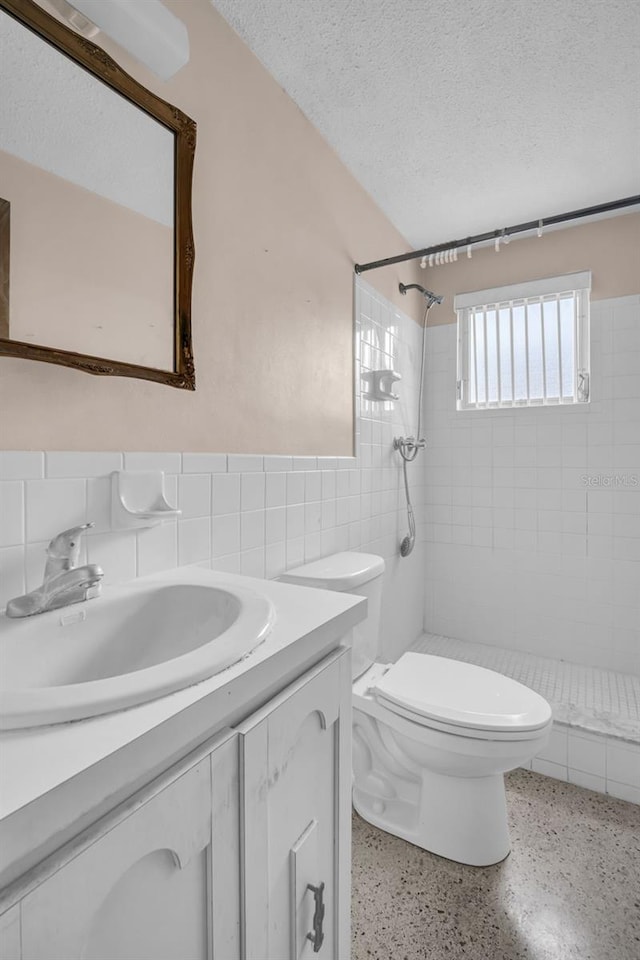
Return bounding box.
[0,0,196,389]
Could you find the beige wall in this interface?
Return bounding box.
[422,212,640,327]
[0,0,421,454]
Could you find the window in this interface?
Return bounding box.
[455,272,590,410]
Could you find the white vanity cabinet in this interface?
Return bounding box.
[0,646,352,960]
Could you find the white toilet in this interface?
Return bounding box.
[280,551,552,866]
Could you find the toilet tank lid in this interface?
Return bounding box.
[279,552,385,592]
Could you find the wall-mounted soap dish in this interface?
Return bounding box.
[111,470,181,529]
[362,369,402,401]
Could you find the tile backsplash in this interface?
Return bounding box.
[0,451,363,592]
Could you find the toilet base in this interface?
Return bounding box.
[352,710,514,866]
[353,768,511,866]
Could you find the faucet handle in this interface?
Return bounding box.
[47,522,95,569]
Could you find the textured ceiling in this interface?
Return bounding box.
[211,0,640,249]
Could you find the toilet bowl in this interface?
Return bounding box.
[280,552,552,866]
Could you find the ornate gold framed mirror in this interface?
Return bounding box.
[0,0,196,389]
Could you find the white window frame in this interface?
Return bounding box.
[455,272,591,411]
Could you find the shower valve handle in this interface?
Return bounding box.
[394,436,426,452]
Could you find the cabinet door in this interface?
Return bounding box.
[240,647,352,960]
[20,730,240,960]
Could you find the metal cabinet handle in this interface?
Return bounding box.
[306,881,325,953]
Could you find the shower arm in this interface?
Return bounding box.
[399,283,443,307]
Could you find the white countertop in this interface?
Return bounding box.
[0,567,365,887]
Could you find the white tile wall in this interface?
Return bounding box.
[529,728,640,803]
[0,280,427,662]
[357,280,427,658]
[423,295,640,675]
[0,482,23,547]
[1,453,380,595]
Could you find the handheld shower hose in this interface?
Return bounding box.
[395,435,424,556]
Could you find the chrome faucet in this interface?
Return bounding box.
[5,523,104,618]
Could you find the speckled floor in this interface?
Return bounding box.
[352,769,640,960]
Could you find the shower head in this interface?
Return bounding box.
[399,282,444,307]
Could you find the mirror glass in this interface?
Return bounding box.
[0,0,196,388]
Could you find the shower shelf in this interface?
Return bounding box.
[362,369,402,401]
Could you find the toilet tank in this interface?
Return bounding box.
[279,552,385,680]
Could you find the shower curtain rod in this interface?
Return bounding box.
[353,195,640,275]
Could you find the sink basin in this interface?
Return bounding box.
[0,579,275,729]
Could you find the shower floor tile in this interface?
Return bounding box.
[410,633,640,741]
[352,768,640,960]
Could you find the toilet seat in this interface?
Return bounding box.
[371,652,552,737]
